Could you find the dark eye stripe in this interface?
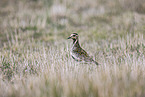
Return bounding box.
[71,33,78,37]
[71,34,75,36]
[73,33,78,35]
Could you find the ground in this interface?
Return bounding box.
[0,0,145,97]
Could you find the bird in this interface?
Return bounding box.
[67,33,99,65]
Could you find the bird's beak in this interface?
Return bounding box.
[67,36,71,39]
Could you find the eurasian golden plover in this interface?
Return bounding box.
[68,33,99,65]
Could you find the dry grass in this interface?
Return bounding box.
[0,0,145,97]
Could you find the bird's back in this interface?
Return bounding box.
[71,46,98,65]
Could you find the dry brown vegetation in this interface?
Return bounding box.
[0,0,145,97]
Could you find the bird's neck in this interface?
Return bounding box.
[72,39,80,48]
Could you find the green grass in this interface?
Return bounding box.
[0,0,145,97]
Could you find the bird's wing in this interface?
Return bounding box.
[80,49,98,63]
[71,47,92,62]
[80,49,89,57]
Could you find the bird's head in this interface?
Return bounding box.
[67,33,78,40]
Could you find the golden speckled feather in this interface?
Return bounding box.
[68,33,99,65]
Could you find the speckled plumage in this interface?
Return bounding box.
[68,33,99,65]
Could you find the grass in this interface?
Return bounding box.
[0,0,145,97]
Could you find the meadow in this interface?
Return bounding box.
[0,0,145,97]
